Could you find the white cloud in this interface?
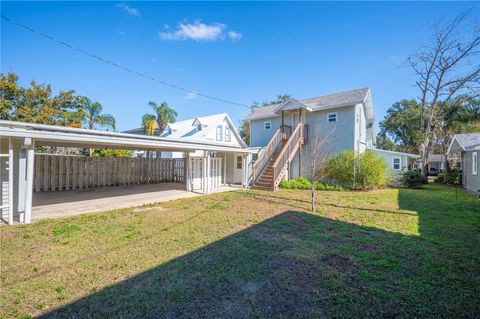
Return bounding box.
[159,21,242,42]
[117,30,127,36]
[227,31,242,42]
[116,3,140,17]
[184,92,198,100]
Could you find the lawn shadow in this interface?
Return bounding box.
[38,204,479,318]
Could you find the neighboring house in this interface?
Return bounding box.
[126,113,248,185]
[447,133,480,193]
[124,113,242,160]
[429,154,445,172]
[246,87,417,189]
[369,148,419,176]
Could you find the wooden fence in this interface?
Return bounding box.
[34,154,185,192]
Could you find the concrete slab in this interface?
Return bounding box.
[32,183,241,222]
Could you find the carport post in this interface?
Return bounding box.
[202,151,207,195]
[223,152,227,186]
[24,138,35,224]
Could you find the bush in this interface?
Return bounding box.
[436,170,461,185]
[322,150,390,190]
[400,171,427,188]
[279,177,344,191]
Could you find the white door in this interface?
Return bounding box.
[190,158,203,190]
[234,154,243,184]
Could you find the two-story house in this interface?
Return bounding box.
[246,87,418,190]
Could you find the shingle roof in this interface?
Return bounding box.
[245,87,370,120]
[452,133,480,150]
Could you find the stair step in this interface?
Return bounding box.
[252,185,274,191]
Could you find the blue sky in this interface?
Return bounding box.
[1,1,478,132]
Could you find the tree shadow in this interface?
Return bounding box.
[39,192,480,318]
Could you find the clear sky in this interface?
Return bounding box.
[1,1,478,132]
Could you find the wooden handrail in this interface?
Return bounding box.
[272,124,305,190]
[252,125,293,184]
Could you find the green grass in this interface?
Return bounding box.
[1,184,479,318]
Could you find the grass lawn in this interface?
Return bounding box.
[1,184,479,318]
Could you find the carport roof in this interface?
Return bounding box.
[0,120,251,153]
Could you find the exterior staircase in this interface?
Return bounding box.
[251,123,307,191]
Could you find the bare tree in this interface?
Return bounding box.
[305,123,333,212]
[408,10,480,177]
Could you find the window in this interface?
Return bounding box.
[264,121,272,130]
[236,156,243,169]
[327,113,337,123]
[216,125,223,141]
[393,157,401,170]
[197,124,202,131]
[225,126,231,142]
[473,152,478,175]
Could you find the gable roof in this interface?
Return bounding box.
[161,113,246,147]
[245,87,371,120]
[448,133,480,153]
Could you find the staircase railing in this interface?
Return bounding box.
[252,125,292,184]
[271,124,306,190]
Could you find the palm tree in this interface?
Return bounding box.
[146,101,177,135]
[142,114,157,136]
[82,97,116,131]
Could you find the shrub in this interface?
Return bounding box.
[322,150,390,190]
[279,177,344,191]
[436,170,461,185]
[400,171,427,188]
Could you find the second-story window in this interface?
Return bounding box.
[264,121,272,130]
[216,125,223,141]
[327,113,337,123]
[225,126,231,142]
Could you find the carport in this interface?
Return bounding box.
[0,121,252,224]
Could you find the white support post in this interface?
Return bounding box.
[202,151,207,195]
[24,140,35,224]
[242,155,247,189]
[223,152,227,186]
[8,138,13,225]
[205,152,211,194]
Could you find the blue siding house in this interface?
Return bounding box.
[245,88,417,190]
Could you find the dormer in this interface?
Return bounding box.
[192,118,206,131]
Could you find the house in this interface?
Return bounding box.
[124,113,242,160]
[447,133,480,193]
[246,87,418,190]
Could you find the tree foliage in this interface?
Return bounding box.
[82,97,116,131]
[91,149,132,158]
[239,120,250,145]
[0,72,117,131]
[1,72,87,127]
[378,100,424,154]
[142,101,177,135]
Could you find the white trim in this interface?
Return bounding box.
[327,112,338,123]
[392,157,401,170]
[473,152,478,175]
[264,121,272,130]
